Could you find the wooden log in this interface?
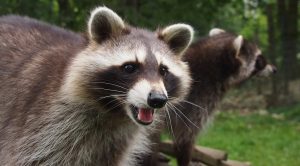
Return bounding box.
[158,163,170,166]
[159,141,227,165]
[190,162,208,166]
[221,160,251,166]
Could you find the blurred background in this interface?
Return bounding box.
[0,0,299,165]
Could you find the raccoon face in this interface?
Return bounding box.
[209,28,277,85]
[231,36,277,84]
[251,50,277,77]
[64,7,193,126]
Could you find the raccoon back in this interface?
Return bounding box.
[0,15,87,145]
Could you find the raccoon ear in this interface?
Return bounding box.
[209,28,225,36]
[158,24,194,56]
[233,35,243,56]
[88,7,126,43]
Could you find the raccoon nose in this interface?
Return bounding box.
[272,65,277,74]
[147,91,168,108]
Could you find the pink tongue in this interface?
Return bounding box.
[137,108,153,123]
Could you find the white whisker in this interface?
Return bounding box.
[169,96,208,116]
[91,81,129,91]
[169,103,200,129]
[181,99,207,111]
[89,87,126,94]
[96,94,127,102]
[165,107,175,140]
[103,101,126,114]
[166,103,190,130]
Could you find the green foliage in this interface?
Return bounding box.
[0,0,279,56]
[0,0,252,34]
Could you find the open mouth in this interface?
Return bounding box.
[130,105,155,125]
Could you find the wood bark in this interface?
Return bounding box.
[266,3,278,104]
[277,0,299,95]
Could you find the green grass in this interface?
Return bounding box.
[165,104,300,165]
[196,106,300,166]
[268,103,300,122]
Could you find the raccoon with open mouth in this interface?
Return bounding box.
[140,28,277,166]
[0,7,193,166]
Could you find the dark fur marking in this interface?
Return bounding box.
[158,30,190,55]
[89,65,139,113]
[164,72,180,98]
[168,30,190,54]
[251,55,267,76]
[142,47,160,82]
[91,14,112,43]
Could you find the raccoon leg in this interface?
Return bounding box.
[174,139,194,166]
[172,111,198,166]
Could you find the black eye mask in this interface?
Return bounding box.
[255,55,267,70]
[251,55,267,76]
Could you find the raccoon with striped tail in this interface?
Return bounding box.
[0,7,193,166]
[140,28,277,166]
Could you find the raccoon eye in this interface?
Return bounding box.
[159,65,169,77]
[255,55,266,71]
[122,63,138,74]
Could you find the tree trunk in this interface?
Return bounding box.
[57,0,73,28]
[266,3,278,105]
[286,0,299,80]
[277,0,299,95]
[277,0,288,95]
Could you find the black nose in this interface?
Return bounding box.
[147,91,168,108]
[272,65,277,74]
